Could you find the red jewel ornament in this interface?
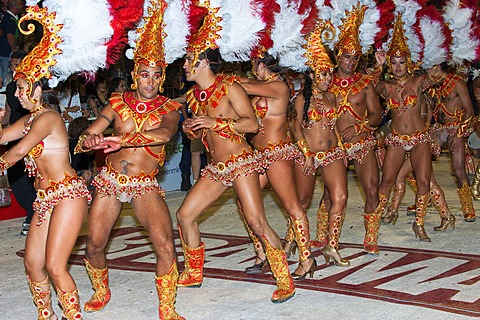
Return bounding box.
[136,102,147,113]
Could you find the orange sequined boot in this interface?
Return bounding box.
[430,183,455,231]
[56,287,82,319]
[263,236,295,303]
[155,262,185,320]
[27,275,57,320]
[290,215,316,280]
[178,226,204,287]
[83,259,111,312]
[322,210,350,267]
[412,193,431,242]
[311,200,328,249]
[458,182,477,222]
[364,192,385,254]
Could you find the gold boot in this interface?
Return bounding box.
[412,193,431,242]
[263,236,295,303]
[471,162,480,200]
[283,218,297,259]
[383,181,405,225]
[430,183,455,231]
[323,210,350,266]
[311,200,328,249]
[27,275,57,320]
[364,192,385,255]
[155,262,185,320]
[290,215,316,281]
[406,175,417,216]
[458,181,477,222]
[178,226,205,287]
[84,259,111,312]
[56,287,82,319]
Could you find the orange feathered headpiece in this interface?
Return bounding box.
[14,6,63,102]
[386,13,419,74]
[186,0,222,71]
[335,3,366,58]
[131,0,167,90]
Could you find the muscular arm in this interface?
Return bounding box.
[455,79,474,120]
[225,83,258,134]
[365,82,383,127]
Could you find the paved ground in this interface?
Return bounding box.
[0,154,479,320]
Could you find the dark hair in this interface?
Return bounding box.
[31,78,59,106]
[198,49,222,73]
[257,52,283,74]
[107,77,124,99]
[302,71,313,124]
[10,50,28,61]
[68,117,89,140]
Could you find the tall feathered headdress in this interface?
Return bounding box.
[386,13,419,74]
[304,19,335,82]
[334,3,367,58]
[14,6,62,101]
[126,0,168,90]
[250,0,280,59]
[442,0,480,66]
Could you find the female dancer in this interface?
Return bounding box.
[291,23,349,267]
[0,9,90,318]
[375,14,433,241]
[239,53,316,280]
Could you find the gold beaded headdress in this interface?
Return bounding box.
[304,19,335,77]
[186,0,222,72]
[335,3,366,59]
[386,13,418,74]
[131,0,167,90]
[13,6,63,102]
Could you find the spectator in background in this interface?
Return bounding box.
[57,74,89,127]
[2,49,34,236]
[86,74,109,118]
[106,76,127,100]
[0,0,24,91]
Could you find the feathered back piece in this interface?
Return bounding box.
[304,19,335,78]
[250,0,280,59]
[415,5,452,69]
[335,3,366,58]
[186,0,222,69]
[164,0,192,64]
[14,6,62,101]
[442,0,480,65]
[127,0,168,90]
[215,0,265,62]
[386,13,418,74]
[269,0,319,71]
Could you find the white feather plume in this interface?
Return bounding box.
[358,1,380,54]
[42,0,113,87]
[213,0,265,62]
[269,0,309,71]
[126,0,153,61]
[164,0,191,64]
[442,0,479,65]
[26,0,40,6]
[418,16,447,69]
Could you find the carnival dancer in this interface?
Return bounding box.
[176,1,295,303]
[427,63,476,222]
[292,20,349,267]
[238,52,316,280]
[75,1,185,319]
[0,6,90,319]
[328,5,383,254]
[374,14,437,241]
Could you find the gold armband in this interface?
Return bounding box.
[210,117,238,133]
[366,65,383,85]
[457,117,472,137]
[121,131,162,147]
[0,153,15,171]
[297,139,314,157]
[74,134,91,154]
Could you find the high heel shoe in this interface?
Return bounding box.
[245,257,268,275]
[283,241,297,259]
[291,258,317,281]
[433,215,456,232]
[382,209,399,225]
[412,223,431,242]
[322,247,350,267]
